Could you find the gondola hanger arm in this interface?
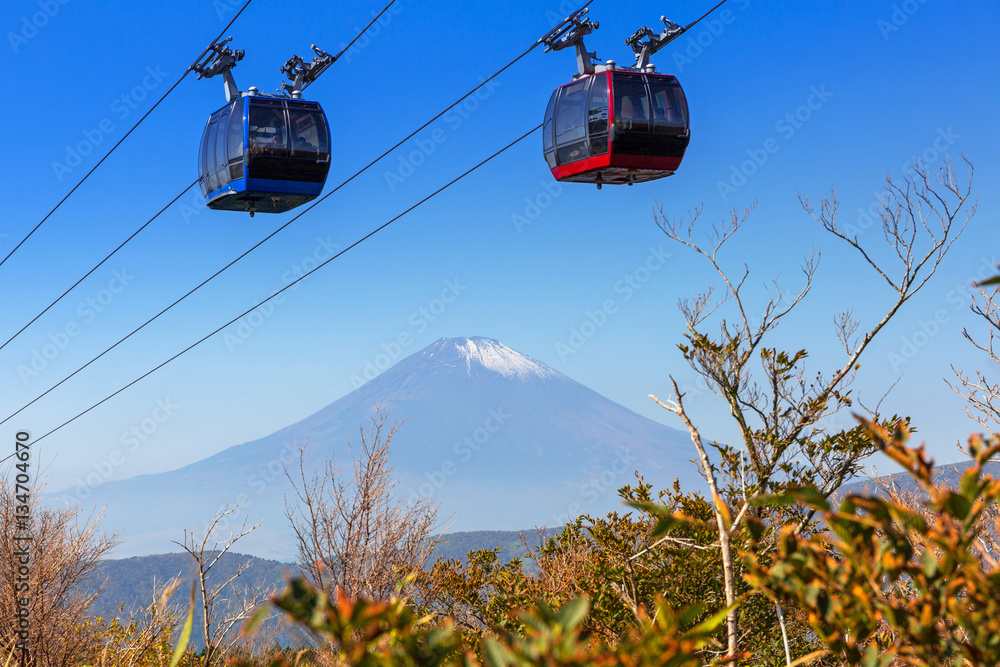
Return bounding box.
[190,36,245,102]
[626,0,735,71]
[278,45,336,98]
[626,16,685,71]
[539,7,600,77]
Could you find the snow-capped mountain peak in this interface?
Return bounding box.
[428,337,561,381]
[71,336,699,559]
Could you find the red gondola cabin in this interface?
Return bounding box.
[542,70,690,187]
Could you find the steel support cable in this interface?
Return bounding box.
[334,0,398,60]
[31,125,541,444]
[0,0,255,272]
[685,0,734,31]
[0,181,197,353]
[0,0,400,353]
[1,30,558,428]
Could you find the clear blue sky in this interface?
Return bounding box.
[3,0,998,492]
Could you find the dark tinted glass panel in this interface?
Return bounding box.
[249,101,288,158]
[227,98,245,162]
[542,90,557,153]
[554,79,588,146]
[556,143,586,166]
[288,106,329,160]
[204,117,220,192]
[198,119,211,195]
[229,161,244,181]
[613,74,651,133]
[215,110,230,187]
[588,73,609,156]
[253,97,285,108]
[615,132,689,158]
[648,76,689,133]
[247,156,329,183]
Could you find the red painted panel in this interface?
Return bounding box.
[551,153,612,181]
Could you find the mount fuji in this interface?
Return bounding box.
[59,337,701,559]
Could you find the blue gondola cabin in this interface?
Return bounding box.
[198,93,331,215]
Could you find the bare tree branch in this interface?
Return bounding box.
[284,405,441,607]
[648,157,975,663]
[173,501,261,667]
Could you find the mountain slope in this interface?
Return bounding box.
[838,460,1000,498]
[58,337,700,559]
[85,529,560,647]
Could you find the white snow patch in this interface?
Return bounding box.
[451,338,559,380]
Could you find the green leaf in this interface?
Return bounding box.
[977,274,1000,287]
[170,581,196,667]
[554,597,589,630]
[631,501,692,537]
[689,602,736,636]
[676,603,707,629]
[243,603,272,635]
[630,500,671,516]
[483,638,512,667]
[942,493,972,521]
[861,643,881,667]
[748,493,798,507]
[747,517,766,542]
[751,486,831,511]
[960,470,981,499]
[922,549,939,578]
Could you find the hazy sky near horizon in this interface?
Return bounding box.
[3,0,998,496]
